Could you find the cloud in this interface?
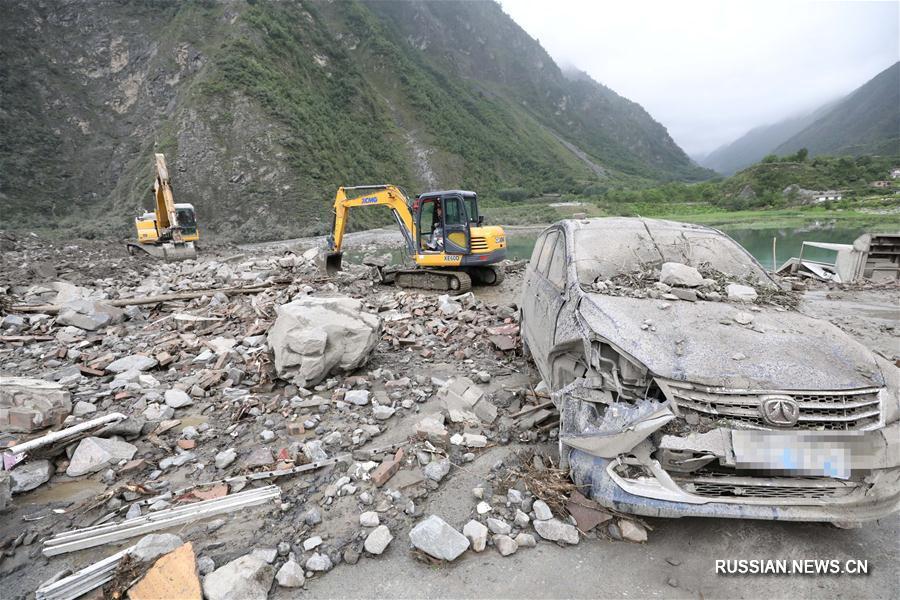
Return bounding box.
[500,0,899,155]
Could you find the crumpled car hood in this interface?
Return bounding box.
[579,293,884,390]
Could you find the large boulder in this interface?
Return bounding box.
[56,299,124,331]
[0,377,72,433]
[659,263,703,288]
[268,296,381,387]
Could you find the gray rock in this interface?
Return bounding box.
[408,515,470,561]
[507,489,523,505]
[487,517,511,535]
[423,459,451,482]
[360,511,380,527]
[305,552,333,572]
[513,509,530,527]
[364,525,393,555]
[619,519,648,543]
[0,472,9,512]
[726,283,758,302]
[251,548,277,564]
[268,297,381,388]
[10,459,53,493]
[203,554,275,600]
[493,534,518,556]
[72,401,97,417]
[514,533,537,548]
[66,437,137,476]
[106,354,157,374]
[660,262,703,288]
[462,519,488,552]
[215,448,237,469]
[126,504,142,520]
[275,560,305,588]
[372,404,395,420]
[259,429,275,443]
[304,507,322,526]
[302,536,322,551]
[197,556,216,576]
[164,389,193,408]
[533,518,580,545]
[303,440,328,463]
[142,403,174,421]
[131,533,183,562]
[345,390,370,406]
[532,499,553,521]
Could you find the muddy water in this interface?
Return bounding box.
[342,225,868,269]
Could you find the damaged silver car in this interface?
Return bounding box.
[520,217,899,522]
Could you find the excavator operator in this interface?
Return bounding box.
[427,200,444,251]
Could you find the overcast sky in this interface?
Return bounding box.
[500,0,899,157]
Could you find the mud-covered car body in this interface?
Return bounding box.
[520,217,900,522]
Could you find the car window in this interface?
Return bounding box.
[530,233,548,269]
[547,233,566,288]
[537,230,558,275]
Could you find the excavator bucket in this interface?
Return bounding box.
[127,242,197,262]
[325,252,344,275]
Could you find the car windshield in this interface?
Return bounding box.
[572,220,772,286]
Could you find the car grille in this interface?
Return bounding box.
[671,388,882,431]
[470,236,489,251]
[673,472,861,499]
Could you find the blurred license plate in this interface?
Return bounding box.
[731,431,851,479]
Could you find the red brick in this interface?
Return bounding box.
[371,459,399,487]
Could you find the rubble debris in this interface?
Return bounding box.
[0,377,72,433]
[56,299,124,331]
[131,533,184,562]
[128,542,202,600]
[493,534,518,556]
[565,490,612,532]
[409,515,470,561]
[3,412,126,466]
[305,552,333,572]
[726,283,758,302]
[34,545,136,600]
[268,296,382,387]
[203,554,275,600]
[659,262,703,287]
[532,518,579,545]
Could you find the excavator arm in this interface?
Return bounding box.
[327,185,416,273]
[153,153,182,243]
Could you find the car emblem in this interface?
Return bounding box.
[759,395,800,427]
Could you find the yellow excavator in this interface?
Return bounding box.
[326,185,507,292]
[126,153,199,261]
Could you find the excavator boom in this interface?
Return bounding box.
[327,185,415,274]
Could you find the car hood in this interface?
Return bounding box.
[579,293,884,390]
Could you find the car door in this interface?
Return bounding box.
[529,229,567,380]
[522,231,550,346]
[442,195,469,254]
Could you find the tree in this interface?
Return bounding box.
[794,148,808,162]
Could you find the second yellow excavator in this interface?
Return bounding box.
[326,185,507,292]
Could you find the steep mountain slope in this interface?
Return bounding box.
[775,62,900,158]
[700,100,839,175]
[0,0,706,240]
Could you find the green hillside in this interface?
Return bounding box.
[0,0,708,241]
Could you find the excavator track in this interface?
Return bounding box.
[126,242,197,261]
[394,269,472,293]
[468,265,505,286]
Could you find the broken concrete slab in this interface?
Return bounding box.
[203,554,274,600]
[726,283,758,302]
[128,542,201,600]
[56,299,124,331]
[408,515,469,561]
[66,436,137,476]
[268,296,381,388]
[0,377,72,433]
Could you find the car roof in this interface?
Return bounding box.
[555,216,718,236]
